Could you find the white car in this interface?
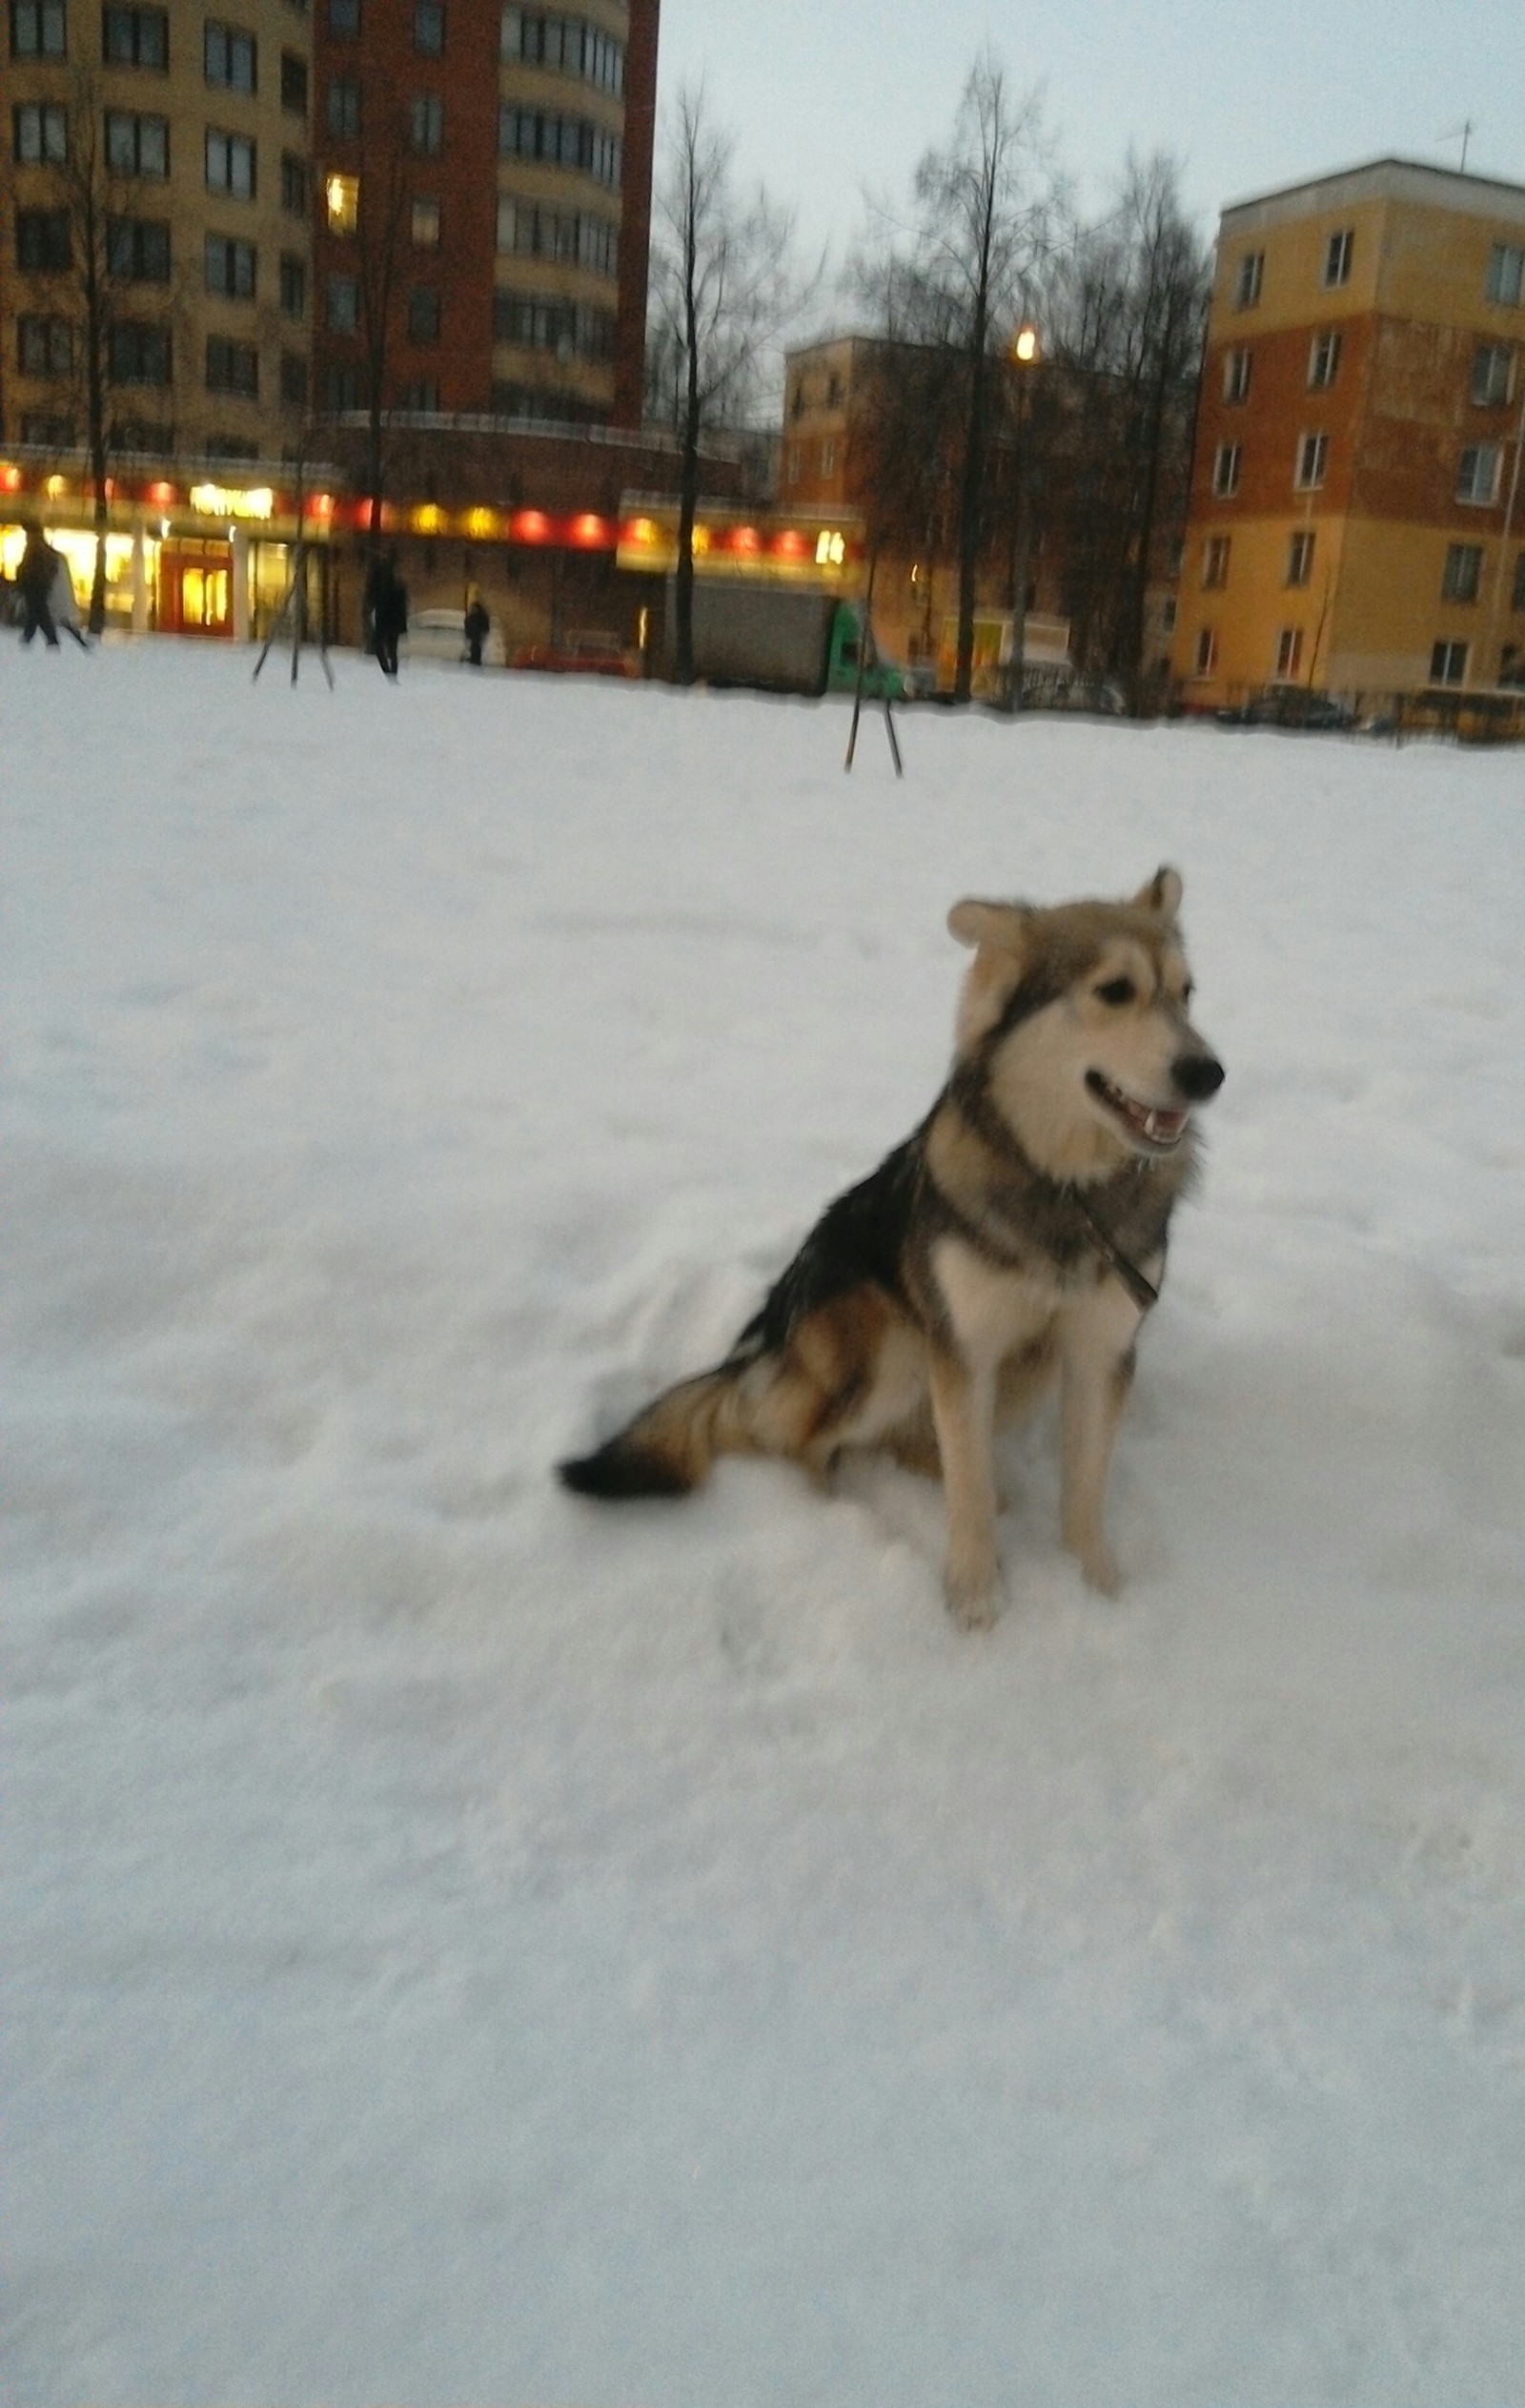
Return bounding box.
[401,607,506,667]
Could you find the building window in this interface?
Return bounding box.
[280,349,308,405]
[1514,551,1525,612]
[1193,625,1217,675]
[13,100,69,161]
[500,9,623,95]
[1430,639,1467,686]
[410,92,442,153]
[491,288,614,359]
[328,0,358,31]
[397,377,438,410]
[1308,329,1341,389]
[1485,243,1524,307]
[11,1,68,56]
[326,272,359,330]
[325,362,361,409]
[21,412,77,443]
[1202,534,1230,588]
[16,208,72,270]
[1471,342,1515,408]
[206,130,256,197]
[328,77,360,137]
[407,286,439,341]
[1294,431,1329,490]
[281,150,308,214]
[1222,347,1251,403]
[1274,626,1303,679]
[1323,228,1353,288]
[1456,443,1502,505]
[107,214,170,280]
[1441,542,1484,602]
[18,313,74,374]
[102,3,166,66]
[205,233,256,297]
[1211,442,1241,499]
[279,253,306,316]
[498,105,620,188]
[109,319,171,383]
[205,20,256,91]
[414,0,442,52]
[1286,529,1315,586]
[205,430,258,459]
[280,50,307,112]
[411,195,440,246]
[496,196,616,276]
[105,109,168,173]
[206,334,258,396]
[1233,250,1263,308]
[324,170,359,233]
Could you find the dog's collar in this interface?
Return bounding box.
[946,1072,1162,1313]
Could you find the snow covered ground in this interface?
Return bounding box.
[4,638,1524,2406]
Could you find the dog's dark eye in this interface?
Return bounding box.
[1094,977,1136,1007]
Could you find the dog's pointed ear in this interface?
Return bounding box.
[1133,865,1183,921]
[947,898,1032,956]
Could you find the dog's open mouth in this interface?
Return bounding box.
[1085,1071,1189,1152]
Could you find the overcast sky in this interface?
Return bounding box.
[655,0,1525,299]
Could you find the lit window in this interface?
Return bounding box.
[325,172,359,235]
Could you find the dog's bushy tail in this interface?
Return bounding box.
[558,1363,752,1501]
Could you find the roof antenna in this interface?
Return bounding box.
[1438,119,1475,171]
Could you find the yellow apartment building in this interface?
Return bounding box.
[1172,157,1525,707]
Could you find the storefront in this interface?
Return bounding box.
[0,459,336,640]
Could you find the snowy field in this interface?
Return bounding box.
[4,637,1524,2406]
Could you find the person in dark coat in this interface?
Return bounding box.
[18,526,64,648]
[463,586,491,667]
[364,549,409,679]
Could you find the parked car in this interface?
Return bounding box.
[510,631,642,679]
[1216,684,1353,730]
[403,607,506,667]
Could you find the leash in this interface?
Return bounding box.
[1066,1189,1161,1314]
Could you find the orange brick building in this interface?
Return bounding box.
[1172,158,1525,706]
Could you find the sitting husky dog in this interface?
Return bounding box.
[560,867,1223,1626]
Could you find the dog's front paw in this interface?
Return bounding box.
[944,1556,1001,1631]
[1074,1541,1122,1599]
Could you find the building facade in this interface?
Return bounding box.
[311,0,658,430]
[1172,158,1525,706]
[3,0,316,464]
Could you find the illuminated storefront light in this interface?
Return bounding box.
[189,482,274,520]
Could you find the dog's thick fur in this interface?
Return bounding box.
[559,867,1224,1625]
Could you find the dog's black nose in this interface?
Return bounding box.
[1172,1052,1225,1101]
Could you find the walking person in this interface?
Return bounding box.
[17,525,63,648]
[364,549,409,680]
[464,586,491,667]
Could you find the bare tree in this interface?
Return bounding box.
[14,66,188,629]
[321,102,417,552]
[648,86,809,684]
[1045,154,1209,703]
[857,59,1057,702]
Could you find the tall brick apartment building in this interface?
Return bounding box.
[312,0,658,429]
[1172,158,1525,705]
